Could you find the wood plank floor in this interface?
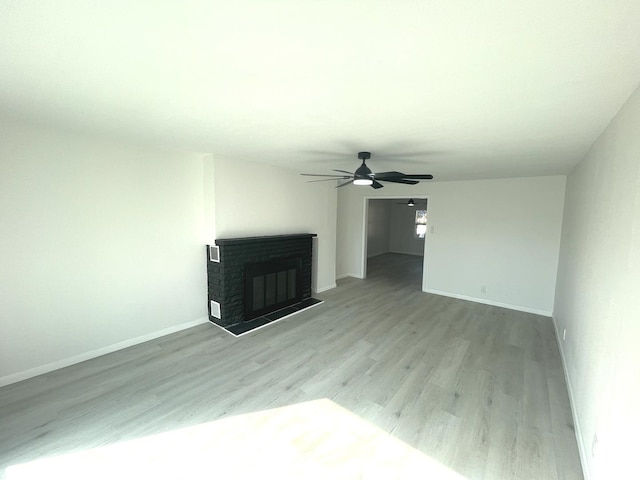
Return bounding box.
[0,253,583,479]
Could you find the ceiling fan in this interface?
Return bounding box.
[301,151,433,189]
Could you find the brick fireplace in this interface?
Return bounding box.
[206,234,321,335]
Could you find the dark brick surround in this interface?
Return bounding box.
[206,234,316,328]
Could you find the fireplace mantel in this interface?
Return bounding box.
[206,234,319,335]
[214,234,316,246]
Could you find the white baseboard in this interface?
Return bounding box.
[367,251,423,258]
[552,316,590,479]
[422,289,552,317]
[388,250,423,257]
[0,317,209,388]
[315,283,337,293]
[336,273,364,280]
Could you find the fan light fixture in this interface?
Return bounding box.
[353,155,373,185]
[354,178,373,186]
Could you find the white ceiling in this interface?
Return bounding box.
[1,1,639,181]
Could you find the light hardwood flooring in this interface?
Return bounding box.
[0,253,583,479]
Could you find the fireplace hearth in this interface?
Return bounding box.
[206,234,322,335]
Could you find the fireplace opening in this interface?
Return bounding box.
[245,257,302,320]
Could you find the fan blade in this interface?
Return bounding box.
[332,169,355,175]
[379,178,419,185]
[372,171,406,180]
[300,173,353,178]
[336,180,354,188]
[373,172,434,181]
[402,174,434,179]
[371,180,384,189]
[306,177,351,183]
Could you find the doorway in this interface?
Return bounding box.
[362,196,428,291]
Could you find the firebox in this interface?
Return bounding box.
[245,256,302,320]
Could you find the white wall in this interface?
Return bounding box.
[336,176,566,315]
[553,85,640,479]
[389,201,426,256]
[211,157,337,293]
[366,199,391,257]
[0,119,208,385]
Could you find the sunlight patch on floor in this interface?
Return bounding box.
[7,399,468,480]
